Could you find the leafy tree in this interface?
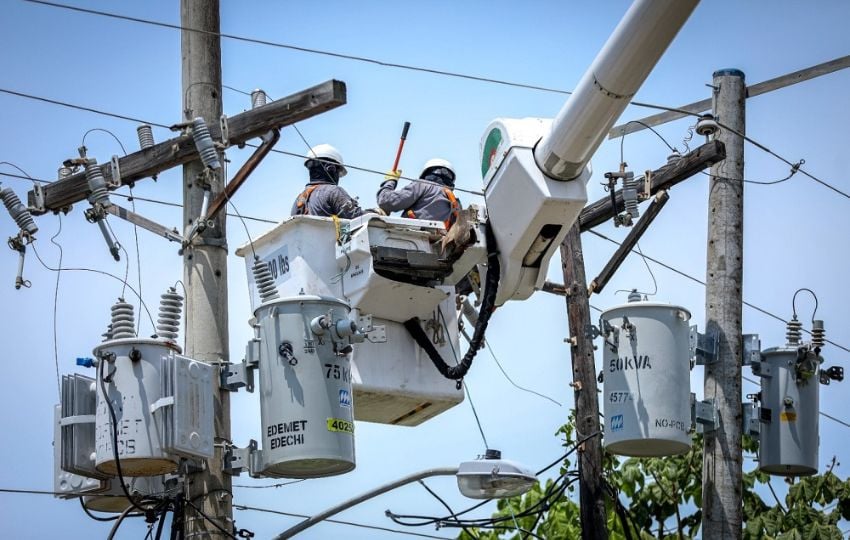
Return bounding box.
[459,419,850,539]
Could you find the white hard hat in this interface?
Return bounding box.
[420,158,455,179]
[305,144,347,177]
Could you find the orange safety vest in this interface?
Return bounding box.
[405,187,460,230]
[294,185,318,215]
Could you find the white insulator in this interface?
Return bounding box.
[191,117,221,170]
[695,115,719,138]
[252,257,279,302]
[156,287,183,342]
[251,89,267,109]
[137,124,155,150]
[57,166,73,179]
[627,289,642,303]
[110,299,136,339]
[85,161,110,206]
[0,186,38,235]
[786,317,802,345]
[811,320,825,349]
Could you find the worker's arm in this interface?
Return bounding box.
[377,180,420,214]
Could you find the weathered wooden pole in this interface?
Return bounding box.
[701,68,746,539]
[181,0,232,536]
[561,224,608,540]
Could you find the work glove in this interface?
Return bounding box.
[383,169,402,182]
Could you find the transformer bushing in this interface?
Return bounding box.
[754,345,821,476]
[599,299,693,457]
[253,295,359,478]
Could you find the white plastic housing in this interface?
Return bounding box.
[600,301,692,456]
[481,118,589,305]
[237,217,467,426]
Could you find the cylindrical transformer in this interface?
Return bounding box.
[255,295,356,478]
[82,476,165,513]
[599,300,692,456]
[757,347,820,476]
[94,339,180,477]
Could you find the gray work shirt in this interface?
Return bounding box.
[290,181,363,219]
[376,180,459,222]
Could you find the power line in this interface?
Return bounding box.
[0,87,167,128]
[233,504,453,540]
[17,0,724,120]
[586,229,850,355]
[0,88,485,196]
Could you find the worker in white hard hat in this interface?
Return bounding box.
[377,158,460,229]
[291,144,363,218]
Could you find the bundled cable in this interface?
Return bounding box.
[404,222,499,386]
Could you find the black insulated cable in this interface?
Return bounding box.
[403,222,500,386]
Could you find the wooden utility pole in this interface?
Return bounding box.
[181,0,231,536]
[561,224,607,540]
[701,68,745,539]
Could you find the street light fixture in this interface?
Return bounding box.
[274,449,536,539]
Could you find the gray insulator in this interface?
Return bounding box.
[137,124,155,150]
[156,287,183,342]
[251,89,267,109]
[252,256,279,302]
[811,320,825,349]
[623,174,640,220]
[110,299,136,339]
[667,151,681,164]
[627,289,642,303]
[85,161,110,206]
[0,187,38,235]
[57,167,73,179]
[191,117,221,170]
[786,317,802,345]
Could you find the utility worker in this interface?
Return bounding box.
[291,144,363,218]
[377,158,460,229]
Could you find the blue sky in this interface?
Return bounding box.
[1,1,849,538]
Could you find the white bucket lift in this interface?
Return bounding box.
[237,214,485,426]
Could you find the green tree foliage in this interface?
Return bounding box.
[461,421,850,539]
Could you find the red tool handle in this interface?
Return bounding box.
[391,121,411,172]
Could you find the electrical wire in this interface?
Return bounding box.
[436,306,490,449]
[417,480,478,540]
[0,161,39,186]
[483,341,562,407]
[232,479,304,489]
[99,359,150,515]
[82,128,129,156]
[233,504,453,539]
[586,229,850,355]
[184,499,236,539]
[30,242,158,331]
[49,215,64,400]
[79,497,122,522]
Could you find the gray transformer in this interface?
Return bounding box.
[93,338,215,477]
[599,300,693,457]
[253,295,357,478]
[753,346,820,476]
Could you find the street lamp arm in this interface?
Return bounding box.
[273,467,460,539]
